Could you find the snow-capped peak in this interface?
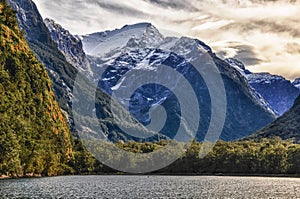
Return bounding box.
[246,72,299,116]
[165,37,212,61]
[293,78,300,89]
[225,58,245,70]
[247,72,289,84]
[81,23,164,57]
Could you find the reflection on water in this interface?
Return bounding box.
[0,175,300,198]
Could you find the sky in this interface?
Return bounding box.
[32,0,300,80]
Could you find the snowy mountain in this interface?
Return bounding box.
[225,58,300,116]
[82,23,164,58]
[247,73,299,116]
[44,20,278,141]
[293,78,300,90]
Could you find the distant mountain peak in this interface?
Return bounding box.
[121,22,153,29]
[81,22,164,57]
[247,73,290,84]
[293,78,300,89]
[247,72,300,115]
[225,59,300,116]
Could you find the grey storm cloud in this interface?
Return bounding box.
[233,46,263,66]
[216,43,263,66]
[220,19,300,38]
[286,43,300,54]
[250,20,300,38]
[42,0,146,17]
[142,0,199,11]
[83,0,147,17]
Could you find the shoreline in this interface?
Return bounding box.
[0,175,10,179]
[0,174,42,180]
[2,173,300,180]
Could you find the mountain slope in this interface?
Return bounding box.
[46,20,276,141]
[8,0,77,129]
[0,1,72,176]
[44,18,93,78]
[248,95,300,142]
[8,0,161,142]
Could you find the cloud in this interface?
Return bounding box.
[33,0,300,80]
[141,0,199,11]
[83,0,147,17]
[221,19,300,38]
[213,42,263,66]
[192,20,234,31]
[286,42,300,54]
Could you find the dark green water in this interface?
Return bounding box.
[0,175,299,198]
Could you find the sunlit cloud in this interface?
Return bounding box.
[32,0,300,80]
[192,20,234,31]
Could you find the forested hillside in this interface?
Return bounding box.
[248,95,300,142]
[0,1,72,177]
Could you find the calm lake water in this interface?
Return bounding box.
[0,175,300,198]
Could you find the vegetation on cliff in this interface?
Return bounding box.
[0,1,72,177]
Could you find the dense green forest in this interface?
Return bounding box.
[69,138,300,175]
[0,1,72,177]
[162,138,300,174]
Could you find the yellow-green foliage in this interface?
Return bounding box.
[160,138,300,174]
[0,1,72,177]
[78,139,300,175]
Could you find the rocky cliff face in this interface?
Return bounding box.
[44,18,93,78]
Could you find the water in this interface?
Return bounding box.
[0,175,300,198]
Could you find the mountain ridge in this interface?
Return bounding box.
[46,19,277,141]
[225,58,299,116]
